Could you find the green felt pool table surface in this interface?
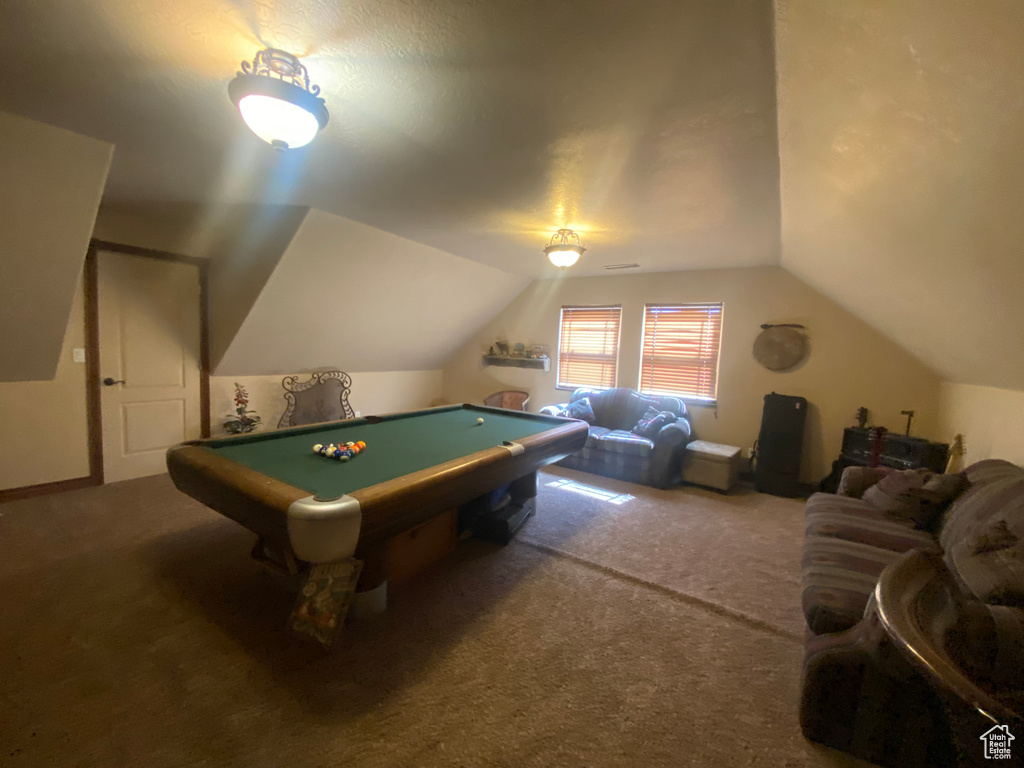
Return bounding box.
[203,405,568,499]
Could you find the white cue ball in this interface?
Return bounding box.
[476,417,485,425]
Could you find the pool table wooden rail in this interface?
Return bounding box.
[166,404,587,566]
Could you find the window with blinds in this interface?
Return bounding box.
[638,303,723,402]
[557,305,622,390]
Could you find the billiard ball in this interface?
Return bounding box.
[476,417,485,425]
[356,441,366,449]
[312,443,323,454]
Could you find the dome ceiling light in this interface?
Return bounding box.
[229,48,329,150]
[544,228,586,269]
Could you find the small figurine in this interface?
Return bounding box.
[495,340,510,357]
[512,343,526,358]
[488,345,496,357]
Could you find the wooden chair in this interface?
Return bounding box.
[278,370,354,428]
[483,390,530,411]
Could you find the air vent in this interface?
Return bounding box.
[603,263,640,270]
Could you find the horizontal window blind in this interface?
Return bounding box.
[557,305,621,389]
[639,303,723,401]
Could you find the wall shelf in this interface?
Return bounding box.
[482,355,550,371]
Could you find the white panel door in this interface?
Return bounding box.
[98,251,201,482]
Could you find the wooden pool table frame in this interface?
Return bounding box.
[166,404,587,616]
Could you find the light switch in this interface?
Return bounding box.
[73,348,86,364]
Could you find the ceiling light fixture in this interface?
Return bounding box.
[544,228,586,269]
[229,48,329,150]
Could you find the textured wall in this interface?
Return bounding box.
[442,266,942,483]
[776,0,1024,390]
[215,210,529,375]
[0,112,111,382]
[0,278,90,490]
[939,383,1024,466]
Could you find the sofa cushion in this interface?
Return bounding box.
[947,518,1024,608]
[563,397,596,423]
[836,466,892,498]
[594,429,654,458]
[862,467,931,517]
[802,536,907,634]
[804,493,938,552]
[945,600,1024,693]
[583,426,612,449]
[938,459,1024,550]
[631,406,677,438]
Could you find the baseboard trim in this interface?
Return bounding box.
[0,476,100,503]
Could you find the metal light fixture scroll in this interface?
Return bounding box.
[544,229,586,268]
[229,48,329,150]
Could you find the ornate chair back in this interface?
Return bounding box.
[278,370,354,428]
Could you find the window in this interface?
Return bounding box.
[638,303,723,402]
[557,305,621,390]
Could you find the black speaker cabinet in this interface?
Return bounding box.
[755,392,808,497]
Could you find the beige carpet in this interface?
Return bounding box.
[0,467,868,767]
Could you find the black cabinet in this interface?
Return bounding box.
[839,428,949,472]
[754,393,808,497]
[819,428,950,492]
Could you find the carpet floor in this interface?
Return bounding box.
[0,466,868,767]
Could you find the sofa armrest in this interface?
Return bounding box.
[647,420,693,489]
[836,465,891,498]
[539,404,567,417]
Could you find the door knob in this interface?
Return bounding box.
[102,377,126,386]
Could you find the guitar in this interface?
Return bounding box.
[945,434,965,474]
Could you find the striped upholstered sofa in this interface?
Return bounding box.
[800,459,1024,766]
[539,387,692,488]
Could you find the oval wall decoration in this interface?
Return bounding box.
[753,324,808,371]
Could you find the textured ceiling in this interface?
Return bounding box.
[775,0,1024,390]
[0,0,780,277]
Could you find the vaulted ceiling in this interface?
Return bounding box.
[1,0,1022,389]
[0,0,780,277]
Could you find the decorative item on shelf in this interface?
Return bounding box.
[494,340,510,357]
[224,382,261,434]
[488,345,496,357]
[753,323,809,371]
[512,343,526,358]
[544,228,586,268]
[532,345,549,360]
[482,353,550,371]
[229,48,329,150]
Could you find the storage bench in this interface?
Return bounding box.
[681,440,742,492]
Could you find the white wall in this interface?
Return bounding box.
[938,383,1024,466]
[0,276,90,490]
[215,210,529,375]
[442,266,943,483]
[0,111,112,382]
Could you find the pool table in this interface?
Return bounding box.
[166,404,587,638]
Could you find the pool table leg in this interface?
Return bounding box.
[351,541,388,618]
[509,471,538,503]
